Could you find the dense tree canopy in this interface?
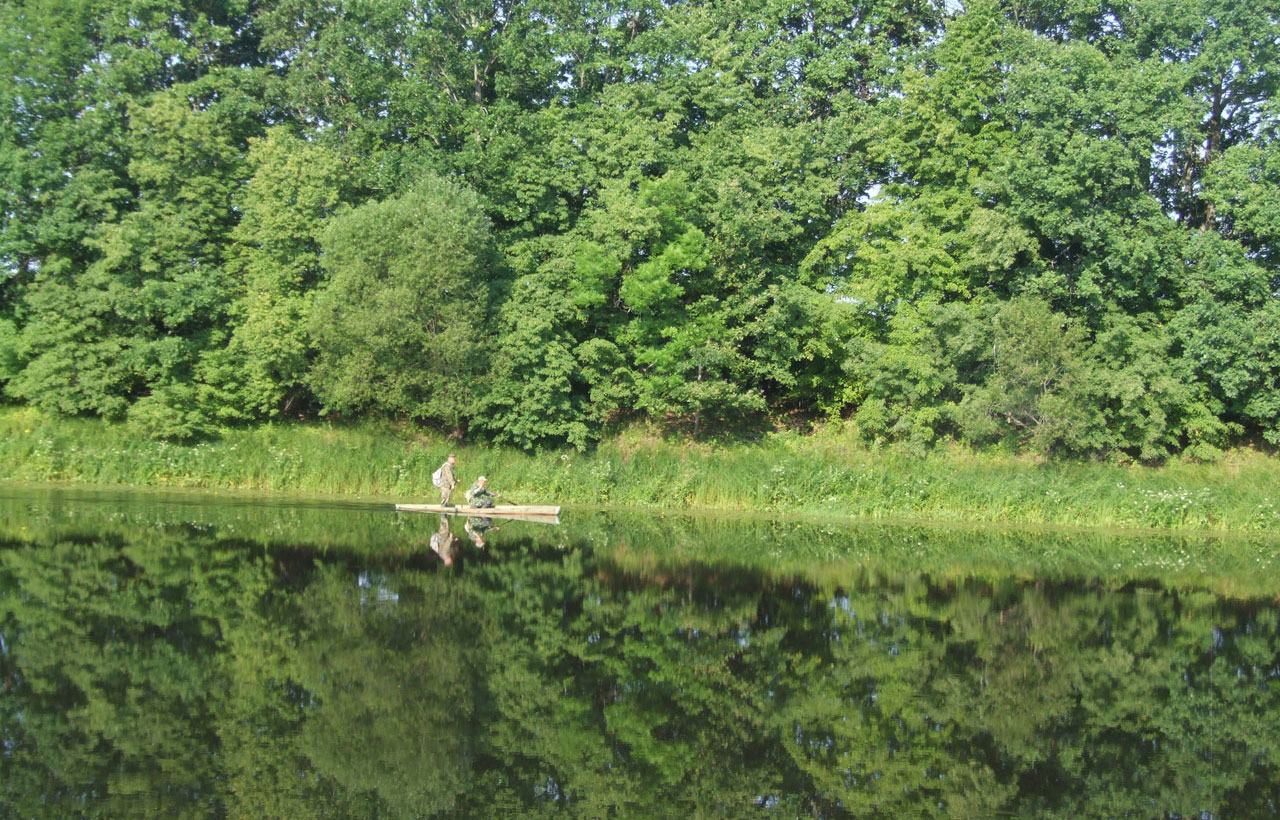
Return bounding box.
[2,0,1278,457]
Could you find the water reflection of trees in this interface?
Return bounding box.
[2,527,1278,818]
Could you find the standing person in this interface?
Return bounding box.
[465,475,502,509]
[433,454,458,506]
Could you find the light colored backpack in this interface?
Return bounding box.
[432,466,446,488]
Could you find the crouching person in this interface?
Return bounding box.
[465,476,502,509]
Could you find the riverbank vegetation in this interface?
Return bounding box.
[6,408,1280,533]
[4,482,1277,596]
[2,1,1279,462]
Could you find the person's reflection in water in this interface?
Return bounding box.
[464,516,498,548]
[429,514,457,566]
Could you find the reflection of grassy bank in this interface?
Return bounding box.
[586,514,1280,601]
[2,485,1277,599]
[5,406,1280,532]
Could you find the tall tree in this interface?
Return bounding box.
[216,128,357,420]
[8,72,264,434]
[308,175,499,431]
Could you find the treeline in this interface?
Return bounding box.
[1,0,1277,459]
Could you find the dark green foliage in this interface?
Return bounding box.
[1,0,265,437]
[3,0,1279,457]
[0,318,17,387]
[293,564,485,817]
[474,248,600,449]
[221,128,357,420]
[308,176,498,430]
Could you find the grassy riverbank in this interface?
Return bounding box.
[1,483,1276,598]
[4,406,1280,533]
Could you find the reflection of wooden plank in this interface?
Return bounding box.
[395,504,561,523]
[395,503,560,515]
[466,513,559,525]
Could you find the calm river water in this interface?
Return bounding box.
[1,484,1277,818]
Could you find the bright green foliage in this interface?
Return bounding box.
[588,173,767,430]
[474,243,601,449]
[1169,234,1280,445]
[0,0,121,292]
[4,0,1280,458]
[1205,141,1280,268]
[804,189,1032,307]
[1134,0,1280,232]
[958,297,1091,452]
[955,301,1222,460]
[805,2,1037,305]
[308,176,498,430]
[1,1,264,437]
[844,299,986,448]
[998,42,1187,315]
[801,0,1280,456]
[221,129,356,419]
[9,72,263,430]
[0,318,17,387]
[1066,315,1229,460]
[846,296,1229,461]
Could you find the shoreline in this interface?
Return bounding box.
[8,476,1279,542]
[5,477,1279,602]
[5,406,1280,535]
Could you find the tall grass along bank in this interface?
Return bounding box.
[4,407,1280,533]
[3,485,1276,599]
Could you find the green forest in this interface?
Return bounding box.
[3,0,1279,459]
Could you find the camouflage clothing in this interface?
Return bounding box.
[466,482,496,508]
[430,515,456,565]
[465,516,496,546]
[438,460,457,505]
